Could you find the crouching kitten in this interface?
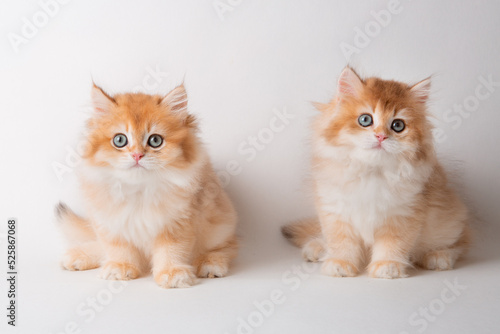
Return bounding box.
[282,67,471,278]
[56,84,238,288]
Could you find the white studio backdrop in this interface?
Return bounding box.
[1,1,499,334]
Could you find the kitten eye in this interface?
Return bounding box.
[391,119,406,133]
[148,134,163,148]
[358,114,373,127]
[113,134,128,148]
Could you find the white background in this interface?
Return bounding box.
[1,0,499,333]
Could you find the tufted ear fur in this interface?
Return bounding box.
[91,83,116,112]
[161,84,188,114]
[337,66,364,99]
[160,84,197,127]
[410,77,431,104]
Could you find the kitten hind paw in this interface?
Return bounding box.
[369,261,408,279]
[61,249,99,271]
[99,262,140,280]
[154,266,196,288]
[321,259,358,277]
[302,238,325,262]
[197,261,229,278]
[195,250,232,278]
[421,250,455,271]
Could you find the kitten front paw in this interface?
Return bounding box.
[302,239,326,262]
[154,266,197,288]
[369,261,408,279]
[61,249,99,271]
[321,259,358,277]
[99,262,140,280]
[197,261,228,278]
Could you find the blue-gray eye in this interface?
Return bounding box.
[391,119,405,132]
[148,134,163,148]
[113,134,128,148]
[358,114,373,127]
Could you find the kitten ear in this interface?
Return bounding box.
[161,84,188,114]
[337,67,364,99]
[91,83,115,112]
[410,77,431,104]
[312,101,330,113]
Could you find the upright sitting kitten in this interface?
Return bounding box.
[56,84,238,288]
[282,67,471,278]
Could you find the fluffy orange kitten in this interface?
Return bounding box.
[282,67,471,278]
[56,84,238,288]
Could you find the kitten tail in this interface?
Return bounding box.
[55,202,96,244]
[281,217,321,248]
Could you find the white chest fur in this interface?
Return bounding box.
[80,164,199,253]
[314,147,431,245]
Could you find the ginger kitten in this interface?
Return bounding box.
[56,83,238,288]
[282,67,471,279]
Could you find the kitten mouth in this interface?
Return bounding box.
[131,163,145,169]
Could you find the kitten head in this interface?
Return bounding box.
[84,83,199,175]
[317,67,434,163]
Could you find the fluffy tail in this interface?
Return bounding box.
[55,202,103,271]
[55,202,96,244]
[281,217,321,248]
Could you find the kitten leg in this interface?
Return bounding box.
[62,241,103,271]
[99,237,143,280]
[195,236,238,278]
[419,225,472,270]
[320,215,363,277]
[369,217,421,279]
[151,225,197,289]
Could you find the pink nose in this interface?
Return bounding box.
[131,153,144,162]
[375,133,388,142]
